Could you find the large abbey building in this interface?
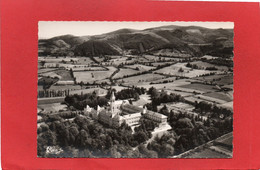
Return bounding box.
[84,92,169,128]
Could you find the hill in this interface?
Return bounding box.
[38,25,233,57]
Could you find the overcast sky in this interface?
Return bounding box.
[39,21,234,39]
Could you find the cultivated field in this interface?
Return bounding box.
[190,61,228,71]
[113,68,142,79]
[203,91,233,102]
[73,67,116,83]
[119,73,166,86]
[155,63,218,78]
[151,62,175,67]
[38,68,58,74]
[214,75,233,85]
[150,76,177,84]
[72,66,106,71]
[55,69,74,81]
[124,64,156,72]
[49,85,82,91]
[38,57,80,63]
[179,83,217,93]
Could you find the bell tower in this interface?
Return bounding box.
[110,91,116,113]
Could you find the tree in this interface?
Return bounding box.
[133,93,140,101]
[134,131,148,144]
[178,67,184,72]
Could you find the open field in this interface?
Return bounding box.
[55,69,74,81]
[136,79,196,91]
[38,57,80,63]
[220,101,233,110]
[113,68,141,79]
[125,64,156,72]
[190,61,228,71]
[118,73,166,85]
[39,72,61,79]
[38,103,68,112]
[164,90,193,97]
[73,67,116,83]
[49,85,82,91]
[153,49,192,58]
[195,74,233,86]
[214,75,233,85]
[203,91,233,102]
[155,63,219,78]
[143,55,159,61]
[195,74,226,81]
[132,94,151,107]
[72,66,106,71]
[39,69,74,81]
[150,76,177,84]
[195,94,228,104]
[38,97,65,105]
[184,96,208,104]
[151,62,175,67]
[185,148,228,158]
[179,83,217,93]
[111,85,129,91]
[76,57,95,64]
[69,88,107,96]
[38,68,58,74]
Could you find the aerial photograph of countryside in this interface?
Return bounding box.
[37,22,233,158]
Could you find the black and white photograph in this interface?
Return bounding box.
[37,21,233,158]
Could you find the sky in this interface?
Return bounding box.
[38,21,234,39]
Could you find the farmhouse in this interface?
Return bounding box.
[84,91,170,129]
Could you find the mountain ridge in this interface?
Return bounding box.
[38,25,234,58]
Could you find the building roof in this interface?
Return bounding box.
[121,104,143,114]
[111,91,115,100]
[146,110,167,119]
[122,112,142,119]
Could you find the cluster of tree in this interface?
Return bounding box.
[196,72,216,77]
[205,66,218,71]
[38,77,59,90]
[150,79,174,85]
[146,87,184,112]
[194,101,232,118]
[147,132,176,158]
[168,111,232,155]
[155,63,173,70]
[206,58,233,67]
[38,89,70,98]
[178,67,184,73]
[37,115,159,158]
[65,92,109,110]
[186,62,199,69]
[106,87,146,101]
[134,118,156,135]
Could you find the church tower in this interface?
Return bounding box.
[110,91,116,114]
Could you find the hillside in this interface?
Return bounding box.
[38,25,234,57]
